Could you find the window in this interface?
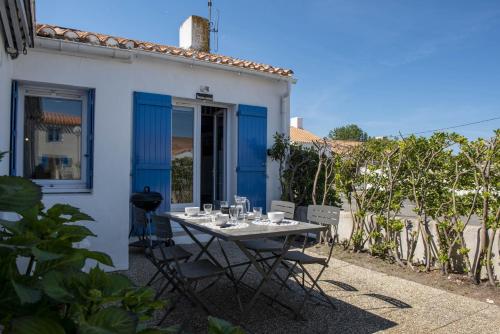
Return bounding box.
[11,82,95,191]
[47,127,62,142]
[171,106,194,204]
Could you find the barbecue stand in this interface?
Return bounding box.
[129,186,163,248]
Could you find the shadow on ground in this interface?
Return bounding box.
[126,242,402,334]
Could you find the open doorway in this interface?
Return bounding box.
[200,106,226,207]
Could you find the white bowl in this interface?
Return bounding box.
[215,213,229,226]
[267,211,285,224]
[185,206,200,217]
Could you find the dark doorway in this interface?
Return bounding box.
[200,106,226,206]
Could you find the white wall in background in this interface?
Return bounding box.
[0,35,13,173]
[337,212,500,279]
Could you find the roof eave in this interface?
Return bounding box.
[34,36,297,82]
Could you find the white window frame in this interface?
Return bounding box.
[170,105,199,211]
[171,98,232,211]
[16,83,89,192]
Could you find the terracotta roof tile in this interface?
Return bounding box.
[42,112,81,126]
[290,126,321,144]
[35,24,294,78]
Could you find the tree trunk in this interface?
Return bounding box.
[312,159,322,205]
[473,196,489,284]
[486,228,497,286]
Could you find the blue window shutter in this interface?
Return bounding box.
[237,104,267,211]
[132,92,172,213]
[86,89,95,188]
[9,81,18,176]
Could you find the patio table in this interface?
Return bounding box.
[160,211,326,317]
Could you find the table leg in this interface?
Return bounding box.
[177,223,221,266]
[234,235,298,316]
[177,222,243,310]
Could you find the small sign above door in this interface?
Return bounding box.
[196,92,214,101]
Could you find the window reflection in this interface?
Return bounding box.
[171,107,194,204]
[23,96,83,180]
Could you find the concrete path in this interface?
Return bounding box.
[126,239,500,333]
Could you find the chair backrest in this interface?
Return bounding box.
[153,215,181,265]
[132,206,148,227]
[307,205,340,226]
[152,215,173,241]
[271,200,295,219]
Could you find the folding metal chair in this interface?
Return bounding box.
[143,215,192,295]
[307,205,340,244]
[154,219,226,324]
[270,200,295,219]
[277,236,338,316]
[237,200,296,285]
[239,200,295,257]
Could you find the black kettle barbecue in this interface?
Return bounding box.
[130,186,163,212]
[129,186,163,248]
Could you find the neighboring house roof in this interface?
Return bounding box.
[289,126,321,144]
[328,139,361,154]
[172,137,193,157]
[35,24,294,78]
[42,112,81,126]
[290,126,361,154]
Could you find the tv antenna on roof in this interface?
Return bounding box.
[208,0,220,52]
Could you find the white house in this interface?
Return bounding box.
[0,2,295,270]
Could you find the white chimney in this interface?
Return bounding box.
[179,15,210,52]
[291,117,303,129]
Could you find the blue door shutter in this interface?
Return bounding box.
[132,92,172,213]
[86,89,95,188]
[9,81,18,176]
[237,104,267,211]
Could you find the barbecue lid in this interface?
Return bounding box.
[130,186,163,211]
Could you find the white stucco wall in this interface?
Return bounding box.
[0,40,291,270]
[337,212,500,279]
[0,35,13,173]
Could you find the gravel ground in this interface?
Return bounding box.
[124,239,500,333]
[323,245,500,305]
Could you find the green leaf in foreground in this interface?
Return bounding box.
[11,316,65,334]
[12,280,42,304]
[82,307,138,334]
[32,247,63,262]
[207,316,245,334]
[85,250,114,267]
[41,271,74,302]
[0,176,42,213]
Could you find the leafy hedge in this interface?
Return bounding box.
[271,130,499,285]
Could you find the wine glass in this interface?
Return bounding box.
[203,203,213,216]
[220,201,229,214]
[253,207,262,221]
[229,205,239,223]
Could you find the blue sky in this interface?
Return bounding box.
[37,0,500,139]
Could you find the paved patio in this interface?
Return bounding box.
[126,237,500,333]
